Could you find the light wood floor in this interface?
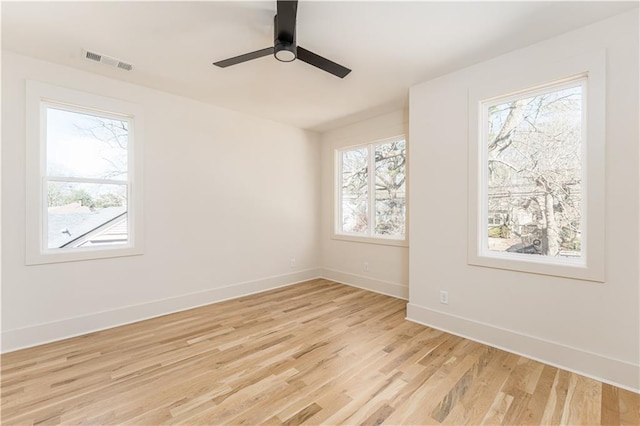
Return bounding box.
[1,279,638,425]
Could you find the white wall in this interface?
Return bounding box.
[408,11,639,391]
[1,52,321,351]
[320,110,409,299]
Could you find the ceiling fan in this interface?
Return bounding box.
[213,0,351,78]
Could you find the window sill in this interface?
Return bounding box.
[26,245,143,266]
[331,233,408,248]
[468,250,603,282]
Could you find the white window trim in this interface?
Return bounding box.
[467,50,605,282]
[26,80,144,265]
[333,135,409,247]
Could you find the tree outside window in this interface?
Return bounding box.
[338,138,406,241]
[484,80,584,258]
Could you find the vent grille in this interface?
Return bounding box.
[82,49,133,71]
[85,51,102,62]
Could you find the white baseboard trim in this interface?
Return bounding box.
[1,268,322,354]
[321,268,408,300]
[406,303,640,393]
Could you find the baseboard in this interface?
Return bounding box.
[321,268,408,300]
[9,272,635,393]
[406,303,640,393]
[1,268,322,353]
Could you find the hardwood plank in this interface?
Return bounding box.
[501,388,532,425]
[1,279,637,426]
[618,387,640,426]
[479,391,514,425]
[281,402,322,426]
[562,374,603,425]
[519,364,557,425]
[601,384,622,426]
[540,368,572,425]
[442,350,520,425]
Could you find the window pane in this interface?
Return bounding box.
[486,84,582,258]
[341,148,368,234]
[47,181,127,249]
[375,140,406,237]
[46,107,128,180]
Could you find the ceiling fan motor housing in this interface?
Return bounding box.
[274,40,296,62]
[274,14,296,62]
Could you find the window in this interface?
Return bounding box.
[484,79,585,260]
[26,81,144,264]
[336,137,407,244]
[467,50,605,282]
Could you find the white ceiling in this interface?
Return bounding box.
[2,1,637,132]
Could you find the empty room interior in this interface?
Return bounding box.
[1,1,639,425]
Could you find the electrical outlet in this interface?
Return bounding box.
[363,261,370,272]
[440,290,449,304]
[290,258,296,268]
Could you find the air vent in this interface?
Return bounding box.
[85,51,102,62]
[82,49,133,72]
[117,62,133,71]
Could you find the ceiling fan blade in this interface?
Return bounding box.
[213,47,274,68]
[297,47,351,78]
[276,0,298,42]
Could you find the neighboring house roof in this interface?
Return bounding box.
[48,204,127,248]
[63,213,128,248]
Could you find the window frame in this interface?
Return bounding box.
[26,80,144,265]
[333,135,408,247]
[467,50,605,282]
